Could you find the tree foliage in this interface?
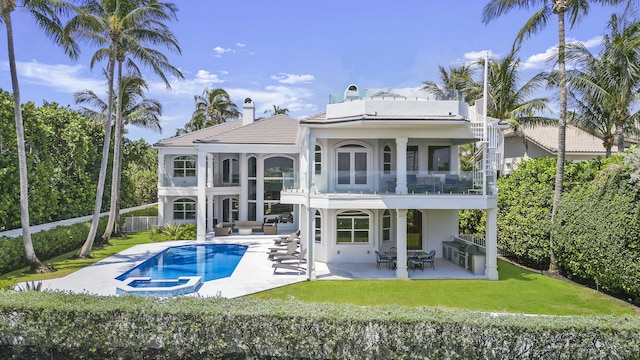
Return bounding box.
[553,146,640,303]
[497,156,619,269]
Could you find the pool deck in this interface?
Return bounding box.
[35,234,485,298]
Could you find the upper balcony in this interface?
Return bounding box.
[283,171,494,196]
[159,173,240,188]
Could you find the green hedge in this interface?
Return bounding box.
[0,292,638,359]
[0,217,108,274]
[553,162,640,304]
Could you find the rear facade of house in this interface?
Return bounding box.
[154,85,504,280]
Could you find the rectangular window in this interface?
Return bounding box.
[336,211,369,244]
[407,145,419,172]
[428,146,451,172]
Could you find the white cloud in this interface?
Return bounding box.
[462,50,499,63]
[522,36,604,70]
[8,61,105,93]
[270,73,314,84]
[212,46,234,58]
[236,42,246,48]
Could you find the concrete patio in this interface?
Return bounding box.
[35,233,487,299]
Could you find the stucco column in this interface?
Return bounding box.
[485,207,498,280]
[207,154,214,187]
[395,137,408,194]
[308,135,316,192]
[304,204,316,280]
[157,150,166,187]
[239,154,248,221]
[395,209,408,279]
[207,195,214,232]
[158,195,165,228]
[196,150,207,242]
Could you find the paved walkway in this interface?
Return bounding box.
[0,204,156,238]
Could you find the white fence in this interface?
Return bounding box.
[123,216,158,233]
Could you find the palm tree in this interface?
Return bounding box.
[185,88,239,132]
[0,0,78,272]
[266,105,289,116]
[482,0,629,272]
[422,64,482,104]
[68,0,182,257]
[75,75,163,236]
[564,13,640,157]
[482,47,555,131]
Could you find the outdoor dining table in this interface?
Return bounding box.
[383,251,428,260]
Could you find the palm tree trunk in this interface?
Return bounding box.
[102,61,124,243]
[78,46,116,258]
[615,120,625,154]
[4,10,50,273]
[550,4,568,274]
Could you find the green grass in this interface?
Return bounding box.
[0,232,159,286]
[251,259,637,316]
[2,234,636,316]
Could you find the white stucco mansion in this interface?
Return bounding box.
[154,85,504,280]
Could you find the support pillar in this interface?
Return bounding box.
[207,195,214,232]
[196,150,207,242]
[485,207,498,280]
[395,137,408,194]
[395,209,408,279]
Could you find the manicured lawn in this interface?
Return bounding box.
[251,259,637,316]
[0,232,158,287]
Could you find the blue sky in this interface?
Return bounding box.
[0,1,621,144]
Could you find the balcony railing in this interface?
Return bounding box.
[159,173,240,187]
[283,171,487,195]
[329,88,465,104]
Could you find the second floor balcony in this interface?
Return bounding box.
[283,171,493,196]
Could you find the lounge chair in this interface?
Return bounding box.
[273,230,301,245]
[272,249,307,274]
[271,248,306,263]
[267,241,299,260]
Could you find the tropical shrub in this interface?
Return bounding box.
[553,148,640,304]
[497,156,618,269]
[0,217,108,275]
[0,292,639,359]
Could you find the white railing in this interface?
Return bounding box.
[123,216,158,233]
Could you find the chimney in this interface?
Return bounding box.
[242,97,255,126]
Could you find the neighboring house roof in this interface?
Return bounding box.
[154,115,299,147]
[506,124,616,154]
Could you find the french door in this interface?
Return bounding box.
[336,147,368,190]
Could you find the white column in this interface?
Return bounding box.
[158,195,165,227]
[157,150,166,187]
[304,205,316,280]
[308,135,316,191]
[395,209,408,279]
[207,154,214,187]
[196,150,207,242]
[256,155,265,222]
[485,207,498,280]
[207,195,214,232]
[239,154,248,221]
[395,137,408,194]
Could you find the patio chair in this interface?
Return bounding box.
[408,257,424,271]
[214,223,231,236]
[272,248,307,264]
[273,230,301,245]
[267,241,299,260]
[272,249,307,274]
[421,250,436,269]
[375,250,393,270]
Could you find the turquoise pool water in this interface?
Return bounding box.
[116,243,248,282]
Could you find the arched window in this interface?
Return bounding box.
[264,156,294,221]
[222,158,239,184]
[336,210,370,244]
[248,156,257,220]
[173,156,196,177]
[382,210,391,242]
[383,145,392,174]
[314,210,322,244]
[314,144,322,175]
[173,198,196,220]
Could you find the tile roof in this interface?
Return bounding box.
[509,124,616,154]
[154,115,299,147]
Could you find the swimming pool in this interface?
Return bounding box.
[116,243,248,282]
